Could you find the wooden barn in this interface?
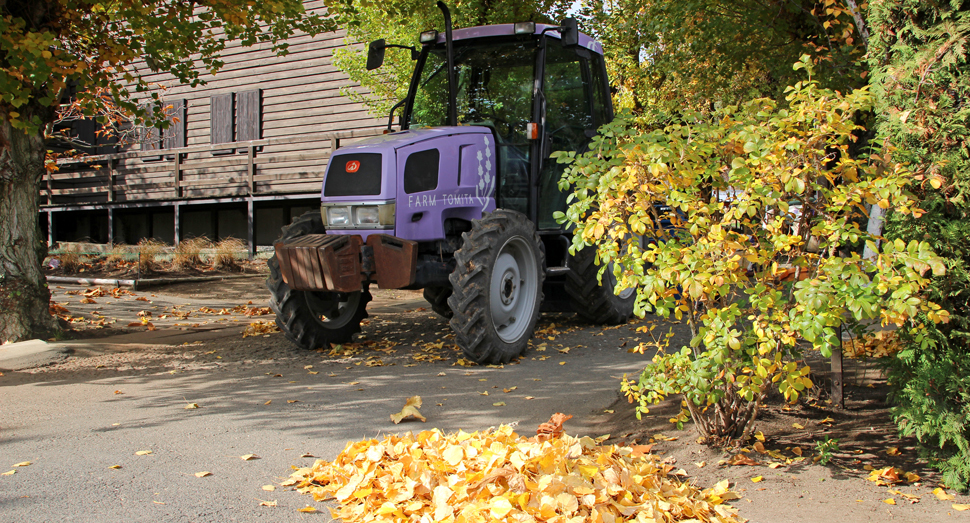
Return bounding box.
[44,0,386,255]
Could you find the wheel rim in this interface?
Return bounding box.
[304,291,361,330]
[489,236,538,343]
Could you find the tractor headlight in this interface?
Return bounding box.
[327,206,351,226]
[355,206,380,225]
[323,202,395,229]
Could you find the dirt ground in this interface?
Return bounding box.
[27,274,970,522]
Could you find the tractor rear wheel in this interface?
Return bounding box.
[423,286,453,319]
[448,210,544,364]
[266,211,371,350]
[565,246,635,325]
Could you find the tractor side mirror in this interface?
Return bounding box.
[560,18,579,48]
[366,39,386,70]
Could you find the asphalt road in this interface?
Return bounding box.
[0,281,688,522]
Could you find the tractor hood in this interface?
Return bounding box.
[321,126,498,242]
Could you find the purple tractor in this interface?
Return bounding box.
[268,3,634,364]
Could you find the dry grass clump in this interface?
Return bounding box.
[173,236,212,270]
[104,244,132,269]
[57,244,84,273]
[213,237,246,271]
[136,238,167,274]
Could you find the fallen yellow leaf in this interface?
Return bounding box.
[390,396,426,424]
[135,450,152,456]
[493,402,506,407]
[525,396,535,400]
[604,409,614,414]
[884,498,896,505]
[298,506,318,513]
[241,454,259,461]
[819,416,835,424]
[264,400,272,405]
[480,391,489,396]
[185,403,200,409]
[754,431,765,442]
[2,470,15,476]
[791,447,803,457]
[109,465,122,469]
[933,487,955,501]
[287,400,299,404]
[792,423,805,430]
[768,462,783,469]
[751,476,763,483]
[194,471,212,478]
[953,503,970,511]
[503,387,517,393]
[262,485,276,491]
[12,462,31,467]
[259,499,277,507]
[886,447,901,456]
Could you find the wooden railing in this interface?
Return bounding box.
[44,128,386,208]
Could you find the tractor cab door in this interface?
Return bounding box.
[535,43,612,230]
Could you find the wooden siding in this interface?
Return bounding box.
[48,0,388,209]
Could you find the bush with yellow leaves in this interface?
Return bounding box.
[288,426,743,523]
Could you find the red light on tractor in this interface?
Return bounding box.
[526,123,539,140]
[345,160,361,173]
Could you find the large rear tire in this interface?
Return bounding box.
[565,246,635,325]
[448,210,544,364]
[266,211,371,350]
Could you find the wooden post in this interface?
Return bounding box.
[107,207,114,248]
[174,152,182,198]
[247,145,255,195]
[107,158,116,202]
[47,210,54,247]
[173,202,180,246]
[247,197,255,261]
[831,324,845,409]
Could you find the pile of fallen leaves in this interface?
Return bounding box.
[287,422,743,523]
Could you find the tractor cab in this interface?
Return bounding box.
[376,18,613,230]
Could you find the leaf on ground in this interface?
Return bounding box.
[525,396,535,400]
[604,409,614,413]
[493,402,506,407]
[754,431,766,442]
[535,413,572,442]
[933,487,955,501]
[194,471,212,478]
[264,400,271,405]
[819,417,835,424]
[480,391,489,396]
[953,503,970,511]
[728,453,760,466]
[262,485,276,491]
[884,498,896,505]
[184,403,200,409]
[287,400,299,404]
[390,396,426,424]
[768,462,783,469]
[453,358,475,367]
[259,499,278,507]
[2,470,15,476]
[114,390,124,395]
[12,462,31,467]
[241,454,259,461]
[298,506,318,513]
[135,450,152,456]
[751,476,763,483]
[885,447,901,456]
[792,423,805,430]
[791,447,803,457]
[300,453,315,458]
[753,441,766,454]
[109,465,122,469]
[503,387,517,393]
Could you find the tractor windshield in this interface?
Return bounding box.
[410,39,537,145]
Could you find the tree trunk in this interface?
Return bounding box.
[0,111,60,344]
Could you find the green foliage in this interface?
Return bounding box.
[1,0,334,134]
[868,0,970,491]
[324,0,571,117]
[814,437,840,465]
[558,58,948,443]
[575,0,870,113]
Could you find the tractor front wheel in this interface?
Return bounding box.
[565,246,635,325]
[448,210,544,364]
[266,211,371,350]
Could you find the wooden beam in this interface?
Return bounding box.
[832,325,845,409]
[247,197,255,261]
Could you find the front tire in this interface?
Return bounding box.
[266,211,371,350]
[448,210,544,364]
[565,246,635,325]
